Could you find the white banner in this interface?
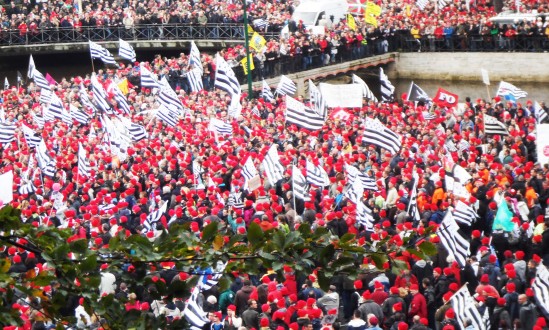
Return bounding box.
[318,83,363,108]
[481,68,490,86]
[0,170,13,205]
[537,124,549,166]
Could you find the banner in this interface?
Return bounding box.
[537,124,549,166]
[318,83,363,108]
[481,69,490,86]
[433,87,459,108]
[0,170,13,204]
[249,32,266,52]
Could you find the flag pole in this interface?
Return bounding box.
[292,164,296,215]
[486,85,491,101]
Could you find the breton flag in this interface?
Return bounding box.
[158,77,184,112]
[345,164,377,191]
[457,140,470,152]
[184,287,209,330]
[292,165,310,200]
[433,87,459,108]
[21,124,41,148]
[532,264,549,319]
[228,93,242,118]
[118,38,136,62]
[422,112,436,120]
[32,113,45,129]
[445,140,458,152]
[89,40,117,66]
[27,54,36,79]
[139,63,161,89]
[187,41,204,93]
[32,70,51,91]
[143,201,168,232]
[4,77,8,90]
[37,139,56,177]
[124,119,148,141]
[379,67,395,102]
[450,285,487,330]
[308,80,327,120]
[46,93,65,121]
[363,117,401,155]
[90,74,113,114]
[285,95,325,131]
[111,83,132,114]
[77,142,90,178]
[241,157,258,182]
[306,160,329,187]
[416,0,429,10]
[197,262,227,291]
[484,114,509,136]
[453,200,478,226]
[496,81,528,102]
[275,75,297,96]
[61,107,72,126]
[535,101,548,124]
[438,0,451,9]
[352,74,378,102]
[208,117,233,136]
[407,81,432,104]
[214,54,241,96]
[79,83,97,115]
[155,104,179,127]
[261,80,275,102]
[262,144,285,186]
[0,123,16,144]
[345,174,364,204]
[436,212,470,268]
[407,172,421,222]
[69,104,90,125]
[19,179,36,195]
[356,201,375,231]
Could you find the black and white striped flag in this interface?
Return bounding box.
[306,160,329,187]
[453,200,478,226]
[253,18,268,31]
[346,164,378,191]
[356,201,375,231]
[345,174,364,204]
[158,77,184,112]
[416,0,429,10]
[262,144,285,186]
[0,122,15,144]
[127,122,148,141]
[484,114,509,136]
[532,264,549,319]
[352,74,378,102]
[70,104,90,125]
[208,118,233,136]
[112,83,131,115]
[32,113,45,129]
[155,105,179,127]
[285,95,325,131]
[450,285,487,330]
[496,81,528,100]
[422,111,436,120]
[45,93,64,121]
[19,179,36,195]
[438,0,451,9]
[90,74,113,114]
[407,172,421,222]
[214,54,241,96]
[32,70,51,91]
[89,40,117,66]
[140,63,161,89]
[276,75,297,96]
[363,117,401,155]
[37,139,56,177]
[308,80,327,120]
[28,54,36,79]
[457,140,470,152]
[143,201,168,232]
[21,124,41,148]
[184,287,208,330]
[241,157,258,182]
[261,80,275,102]
[79,84,97,115]
[379,68,395,102]
[187,41,204,93]
[445,140,458,152]
[61,107,72,126]
[292,165,310,200]
[118,38,136,62]
[437,212,470,268]
[535,101,548,125]
[77,142,90,178]
[197,262,226,291]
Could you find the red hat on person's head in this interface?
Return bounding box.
[489,254,497,263]
[362,290,371,300]
[354,280,363,289]
[443,268,453,276]
[393,302,403,312]
[390,287,400,294]
[374,281,384,290]
[480,274,489,284]
[228,304,236,311]
[497,297,507,306]
[449,283,458,292]
[260,317,270,327]
[472,230,481,238]
[537,317,547,327]
[445,308,455,319]
[515,251,525,260]
[433,267,442,275]
[398,322,408,330]
[410,284,419,292]
[443,292,453,302]
[506,283,516,292]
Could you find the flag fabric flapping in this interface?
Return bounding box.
[4,77,9,90]
[0,123,16,144]
[292,165,310,200]
[261,80,275,102]
[155,105,179,127]
[422,112,436,120]
[450,285,487,330]
[32,113,45,129]
[306,160,329,187]
[112,83,132,114]
[241,157,258,182]
[37,139,56,177]
[27,54,36,79]
[184,287,209,330]
[493,199,515,232]
[308,80,327,119]
[77,142,90,178]
[438,0,452,9]
[187,41,204,92]
[496,81,528,100]
[90,75,113,114]
[453,200,478,226]
[535,101,548,124]
[143,201,168,232]
[89,40,117,66]
[363,117,401,155]
[79,84,97,115]
[356,201,375,231]
[285,95,325,131]
[32,70,51,91]
[46,93,65,121]
[436,212,470,268]
[345,174,364,204]
[352,74,378,102]
[275,75,297,96]
[69,104,90,125]
[208,118,233,136]
[346,164,378,191]
[61,107,72,126]
[407,172,421,222]
[433,87,459,107]
[19,179,36,195]
[484,114,509,136]
[21,124,41,148]
[214,54,241,96]
[262,144,285,186]
[118,38,136,62]
[407,81,432,103]
[416,0,429,10]
[379,68,395,101]
[126,121,148,141]
[158,77,184,112]
[532,264,549,319]
[139,63,161,89]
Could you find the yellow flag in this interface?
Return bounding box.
[247,24,255,34]
[365,2,382,17]
[347,14,357,31]
[406,4,411,17]
[117,78,129,95]
[241,54,255,75]
[364,14,378,27]
[250,32,267,52]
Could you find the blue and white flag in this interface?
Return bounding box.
[261,80,275,102]
[379,67,395,102]
[276,75,297,96]
[21,124,41,148]
[208,117,233,136]
[214,54,241,96]
[140,63,161,89]
[89,40,117,66]
[496,81,528,101]
[118,38,136,62]
[0,123,15,144]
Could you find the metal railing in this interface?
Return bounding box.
[0,24,280,46]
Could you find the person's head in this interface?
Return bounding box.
[518,294,528,305]
[248,299,258,308]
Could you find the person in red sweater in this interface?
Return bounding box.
[371,281,388,306]
[408,284,427,322]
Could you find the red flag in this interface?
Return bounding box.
[433,88,459,108]
[45,73,58,86]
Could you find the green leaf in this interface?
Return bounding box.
[370,253,387,269]
[418,241,437,256]
[69,238,88,255]
[79,254,97,273]
[247,222,264,247]
[316,270,332,291]
[340,233,356,243]
[319,244,335,265]
[201,222,219,242]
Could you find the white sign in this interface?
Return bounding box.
[318,83,363,108]
[0,171,13,205]
[537,124,549,166]
[481,69,490,86]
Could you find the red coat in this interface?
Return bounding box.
[408,292,427,319]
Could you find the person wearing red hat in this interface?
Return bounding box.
[408,283,427,322]
[370,281,388,306]
[357,290,383,326]
[224,304,243,329]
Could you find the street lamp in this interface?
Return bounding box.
[242,0,253,99]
